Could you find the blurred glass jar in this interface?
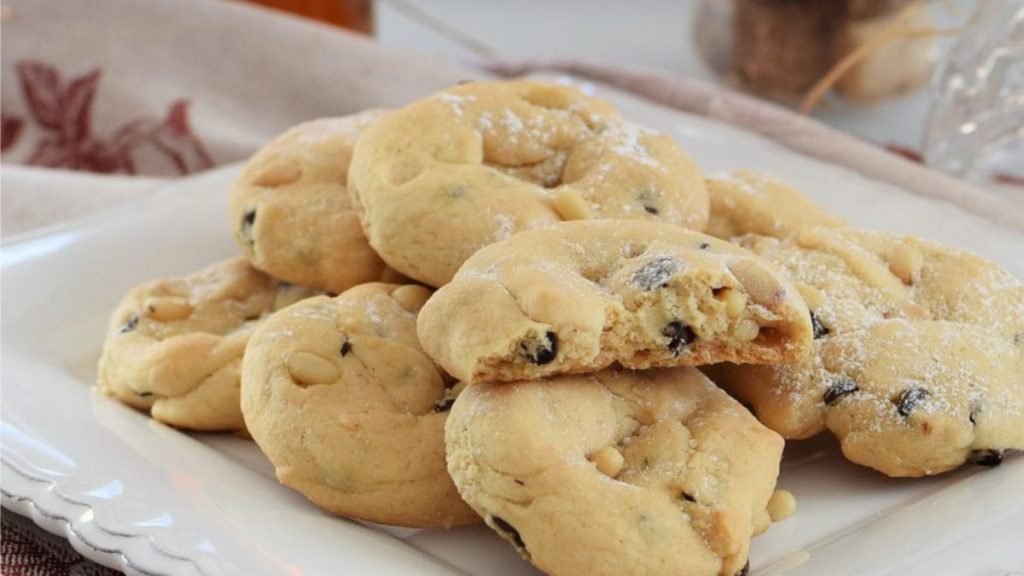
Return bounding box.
[921,1,1024,190]
[694,0,938,105]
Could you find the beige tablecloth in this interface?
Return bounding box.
[1,0,485,238]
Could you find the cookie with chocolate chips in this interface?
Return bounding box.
[445,366,784,576]
[241,283,478,528]
[706,226,1024,476]
[705,170,845,240]
[417,220,813,384]
[229,110,392,293]
[347,80,709,287]
[97,257,318,431]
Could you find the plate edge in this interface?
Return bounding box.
[1,456,204,576]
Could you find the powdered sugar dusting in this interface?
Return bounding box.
[494,214,516,242]
[436,93,477,118]
[710,171,768,196]
[289,303,336,321]
[744,227,1024,469]
[606,122,664,171]
[502,109,525,137]
[459,262,500,281]
[364,298,384,327]
[294,117,363,147]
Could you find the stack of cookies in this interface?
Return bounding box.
[96,81,1024,576]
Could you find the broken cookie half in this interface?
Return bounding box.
[418,220,813,384]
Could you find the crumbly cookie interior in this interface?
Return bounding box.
[424,222,813,385]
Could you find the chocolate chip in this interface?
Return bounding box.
[520,331,558,365]
[433,396,455,412]
[240,209,256,244]
[632,257,680,290]
[897,387,928,417]
[340,338,351,356]
[810,311,829,339]
[491,516,526,551]
[662,321,696,354]
[638,189,660,215]
[970,449,1003,467]
[136,391,153,397]
[823,376,858,405]
[514,479,525,486]
[680,491,696,503]
[698,242,711,250]
[735,561,750,576]
[119,314,139,334]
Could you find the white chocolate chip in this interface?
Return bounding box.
[391,285,433,313]
[286,351,340,387]
[734,318,760,342]
[717,288,748,318]
[728,259,783,306]
[591,446,625,478]
[795,284,825,309]
[523,84,575,108]
[553,189,594,221]
[887,244,923,285]
[143,296,192,322]
[766,489,797,522]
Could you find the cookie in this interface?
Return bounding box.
[241,283,478,528]
[445,366,784,576]
[348,80,709,286]
[97,257,318,431]
[705,170,844,240]
[229,110,390,293]
[418,220,813,384]
[706,226,1024,476]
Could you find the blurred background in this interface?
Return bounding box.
[241,0,1022,197]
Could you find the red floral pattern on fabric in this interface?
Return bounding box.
[7,61,213,175]
[1,113,24,152]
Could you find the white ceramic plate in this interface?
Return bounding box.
[3,79,1023,576]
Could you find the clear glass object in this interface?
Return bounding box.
[921,1,1024,190]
